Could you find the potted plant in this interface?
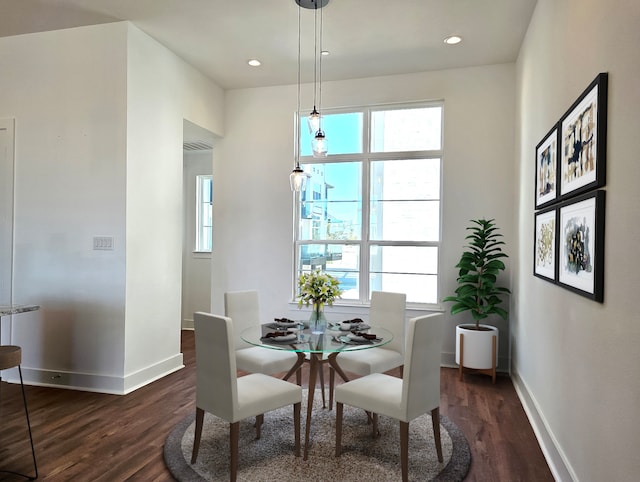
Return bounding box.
[297,269,342,333]
[443,218,511,383]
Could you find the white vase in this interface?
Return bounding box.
[455,324,498,370]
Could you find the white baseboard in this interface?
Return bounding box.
[4,353,184,395]
[182,318,194,330]
[123,353,184,394]
[511,370,576,482]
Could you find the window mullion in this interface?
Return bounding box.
[360,159,371,302]
[359,109,372,302]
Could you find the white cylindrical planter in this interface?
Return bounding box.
[456,324,498,381]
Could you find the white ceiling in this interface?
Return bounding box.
[0,0,538,90]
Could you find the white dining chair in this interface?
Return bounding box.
[191,312,302,482]
[334,313,444,482]
[225,290,302,383]
[328,291,407,408]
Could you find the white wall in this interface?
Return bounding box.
[124,23,222,391]
[513,1,640,480]
[214,64,516,366]
[182,149,213,329]
[1,23,129,390]
[0,22,224,393]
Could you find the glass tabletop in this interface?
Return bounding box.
[241,322,393,354]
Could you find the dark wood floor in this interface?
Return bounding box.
[0,330,553,481]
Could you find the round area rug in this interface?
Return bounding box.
[164,390,470,481]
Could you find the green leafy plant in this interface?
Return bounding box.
[443,219,511,328]
[297,269,343,308]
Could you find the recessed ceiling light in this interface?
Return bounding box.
[247,59,261,67]
[321,50,330,56]
[444,35,462,45]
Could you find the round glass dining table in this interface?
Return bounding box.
[241,322,392,460]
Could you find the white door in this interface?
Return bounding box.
[0,118,15,344]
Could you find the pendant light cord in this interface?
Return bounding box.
[313,2,318,112]
[295,3,301,168]
[318,3,323,131]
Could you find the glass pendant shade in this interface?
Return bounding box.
[290,165,307,192]
[307,107,320,133]
[312,130,328,157]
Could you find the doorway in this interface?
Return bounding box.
[181,120,215,329]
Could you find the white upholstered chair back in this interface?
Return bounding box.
[369,291,407,354]
[224,290,259,351]
[194,312,238,422]
[402,313,444,421]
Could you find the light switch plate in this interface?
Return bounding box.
[93,236,114,250]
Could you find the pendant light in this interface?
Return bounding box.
[306,1,321,134]
[290,2,307,192]
[291,0,330,190]
[310,0,328,157]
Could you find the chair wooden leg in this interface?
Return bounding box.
[400,421,409,482]
[372,413,378,438]
[335,402,343,456]
[255,414,264,439]
[230,421,239,482]
[431,407,443,463]
[191,407,205,464]
[319,361,326,408]
[294,402,301,457]
[329,367,335,410]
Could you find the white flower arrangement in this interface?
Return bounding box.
[297,269,343,309]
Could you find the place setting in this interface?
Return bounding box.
[269,317,301,329]
[258,318,307,344]
[257,316,383,347]
[325,318,383,345]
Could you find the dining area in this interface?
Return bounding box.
[168,277,466,482]
[0,303,551,482]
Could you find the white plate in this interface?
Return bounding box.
[266,333,297,342]
[338,334,379,344]
[274,321,298,328]
[338,323,370,331]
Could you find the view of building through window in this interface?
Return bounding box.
[196,175,213,252]
[295,103,443,304]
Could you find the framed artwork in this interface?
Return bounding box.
[559,72,608,200]
[535,124,560,209]
[557,190,605,301]
[533,206,558,282]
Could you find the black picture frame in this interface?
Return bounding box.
[559,72,608,200]
[535,123,560,209]
[533,205,558,283]
[557,190,605,302]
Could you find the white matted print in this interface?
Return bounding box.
[535,125,559,209]
[560,73,607,199]
[557,190,605,301]
[534,208,557,281]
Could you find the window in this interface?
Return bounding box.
[196,175,213,252]
[294,103,443,305]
